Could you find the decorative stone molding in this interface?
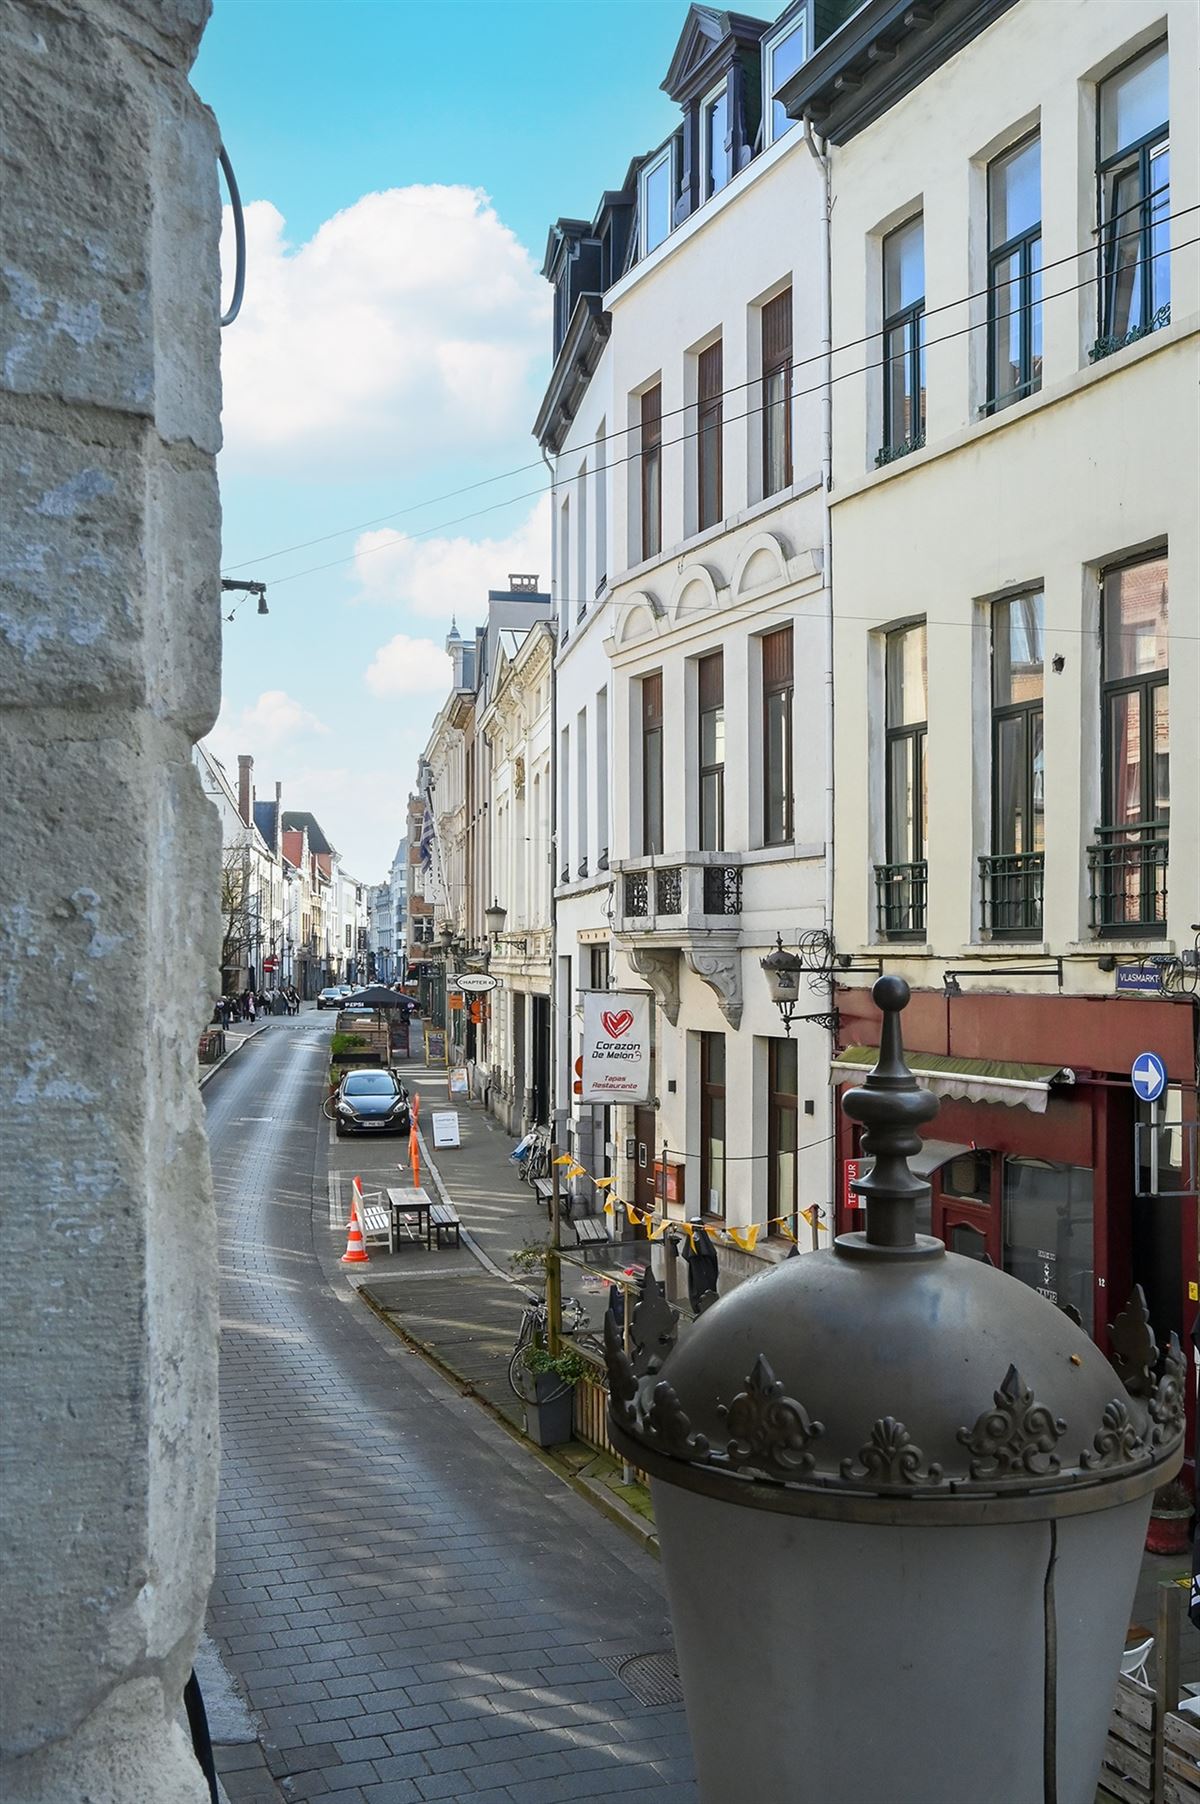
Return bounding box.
[684,947,742,1028]
[627,946,680,1025]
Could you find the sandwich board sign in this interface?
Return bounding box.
[580,992,652,1103]
[431,1110,460,1148]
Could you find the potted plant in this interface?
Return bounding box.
[515,1343,588,1448]
[1145,1481,1193,1555]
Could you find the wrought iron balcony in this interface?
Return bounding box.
[617,859,743,935]
[702,864,743,916]
[1088,823,1169,936]
[874,860,927,940]
[979,852,1043,938]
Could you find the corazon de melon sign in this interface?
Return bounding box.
[580,992,652,1103]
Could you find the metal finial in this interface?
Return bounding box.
[838,975,941,1260]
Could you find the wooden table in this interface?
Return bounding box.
[385,1186,434,1253]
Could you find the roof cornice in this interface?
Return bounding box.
[779,0,1019,144]
[533,294,611,454]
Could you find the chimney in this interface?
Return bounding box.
[237,753,253,826]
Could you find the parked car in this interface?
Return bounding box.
[316,987,343,1010]
[334,1069,411,1137]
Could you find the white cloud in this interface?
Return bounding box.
[352,494,550,620]
[219,188,549,472]
[210,689,330,767]
[364,633,452,699]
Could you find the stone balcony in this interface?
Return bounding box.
[610,854,744,1028]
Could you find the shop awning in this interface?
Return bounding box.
[831,1047,1074,1115]
[909,1139,974,1178]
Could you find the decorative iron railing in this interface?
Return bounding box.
[655,867,682,914]
[1088,823,1168,936]
[874,860,928,940]
[624,871,649,917]
[702,865,743,915]
[979,851,1043,938]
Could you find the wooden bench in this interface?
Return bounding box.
[532,1177,554,1216]
[430,1200,462,1248]
[572,1216,608,1249]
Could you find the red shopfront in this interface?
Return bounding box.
[833,988,1198,1362]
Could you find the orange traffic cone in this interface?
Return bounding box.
[341,1199,369,1264]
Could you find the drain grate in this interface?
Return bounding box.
[603,1648,683,1707]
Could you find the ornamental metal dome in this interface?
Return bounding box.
[606,976,1185,1526]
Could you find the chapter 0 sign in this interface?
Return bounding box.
[580,992,652,1103]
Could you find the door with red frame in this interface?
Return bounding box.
[932,1150,1001,1265]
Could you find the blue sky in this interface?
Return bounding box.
[196,0,686,879]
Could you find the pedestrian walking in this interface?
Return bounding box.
[246,992,256,1023]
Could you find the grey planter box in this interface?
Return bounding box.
[523,1373,575,1448]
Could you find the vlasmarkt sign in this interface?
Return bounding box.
[580,992,652,1104]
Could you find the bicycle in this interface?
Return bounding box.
[506,1288,601,1400]
[513,1126,552,1185]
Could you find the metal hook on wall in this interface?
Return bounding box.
[218,143,246,327]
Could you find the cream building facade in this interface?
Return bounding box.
[782,0,1199,1349]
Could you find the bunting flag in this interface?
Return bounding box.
[602,1198,617,1216]
[566,1163,585,1180]
[727,1223,761,1253]
[593,1176,617,1188]
[552,1153,573,1166]
[678,1222,697,1251]
[776,1222,798,1244]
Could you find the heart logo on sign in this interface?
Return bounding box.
[602,1009,634,1039]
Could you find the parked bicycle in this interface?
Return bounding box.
[506,1288,602,1400]
[510,1126,552,1185]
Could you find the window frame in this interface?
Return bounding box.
[639,143,675,260]
[761,287,794,497]
[1100,551,1169,830]
[641,669,664,857]
[697,650,725,853]
[986,132,1043,412]
[1096,40,1170,345]
[881,217,926,457]
[700,79,730,201]
[762,8,809,150]
[987,593,1045,937]
[767,1037,799,1239]
[762,625,794,847]
[700,1031,726,1219]
[696,339,723,532]
[640,384,663,563]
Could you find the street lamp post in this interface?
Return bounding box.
[606,976,1185,1804]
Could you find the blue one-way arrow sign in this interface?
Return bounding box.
[1130,1051,1167,1103]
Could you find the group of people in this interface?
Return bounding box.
[213,986,302,1028]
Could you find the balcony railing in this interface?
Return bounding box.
[655,867,682,914]
[1088,823,1169,936]
[702,864,743,915]
[619,860,742,930]
[980,852,1044,938]
[875,860,927,940]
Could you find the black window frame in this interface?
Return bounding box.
[878,621,927,940]
[986,132,1043,412]
[985,592,1045,937]
[1097,40,1170,348]
[880,217,926,459]
[1093,551,1170,935]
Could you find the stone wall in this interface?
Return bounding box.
[1,2,222,1798]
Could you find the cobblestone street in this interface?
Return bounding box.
[204,1017,696,1804]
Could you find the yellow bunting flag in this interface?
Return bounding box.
[552,1154,573,1166]
[727,1224,761,1252]
[777,1222,798,1244]
[566,1163,585,1179]
[593,1176,617,1188]
[679,1222,697,1251]
[647,1216,667,1240]
[800,1206,824,1232]
[603,1197,616,1216]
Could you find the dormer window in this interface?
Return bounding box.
[763,8,809,148]
[701,82,730,198]
[640,143,674,257]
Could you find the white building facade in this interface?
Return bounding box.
[780,0,1199,1351]
[538,0,847,1253]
